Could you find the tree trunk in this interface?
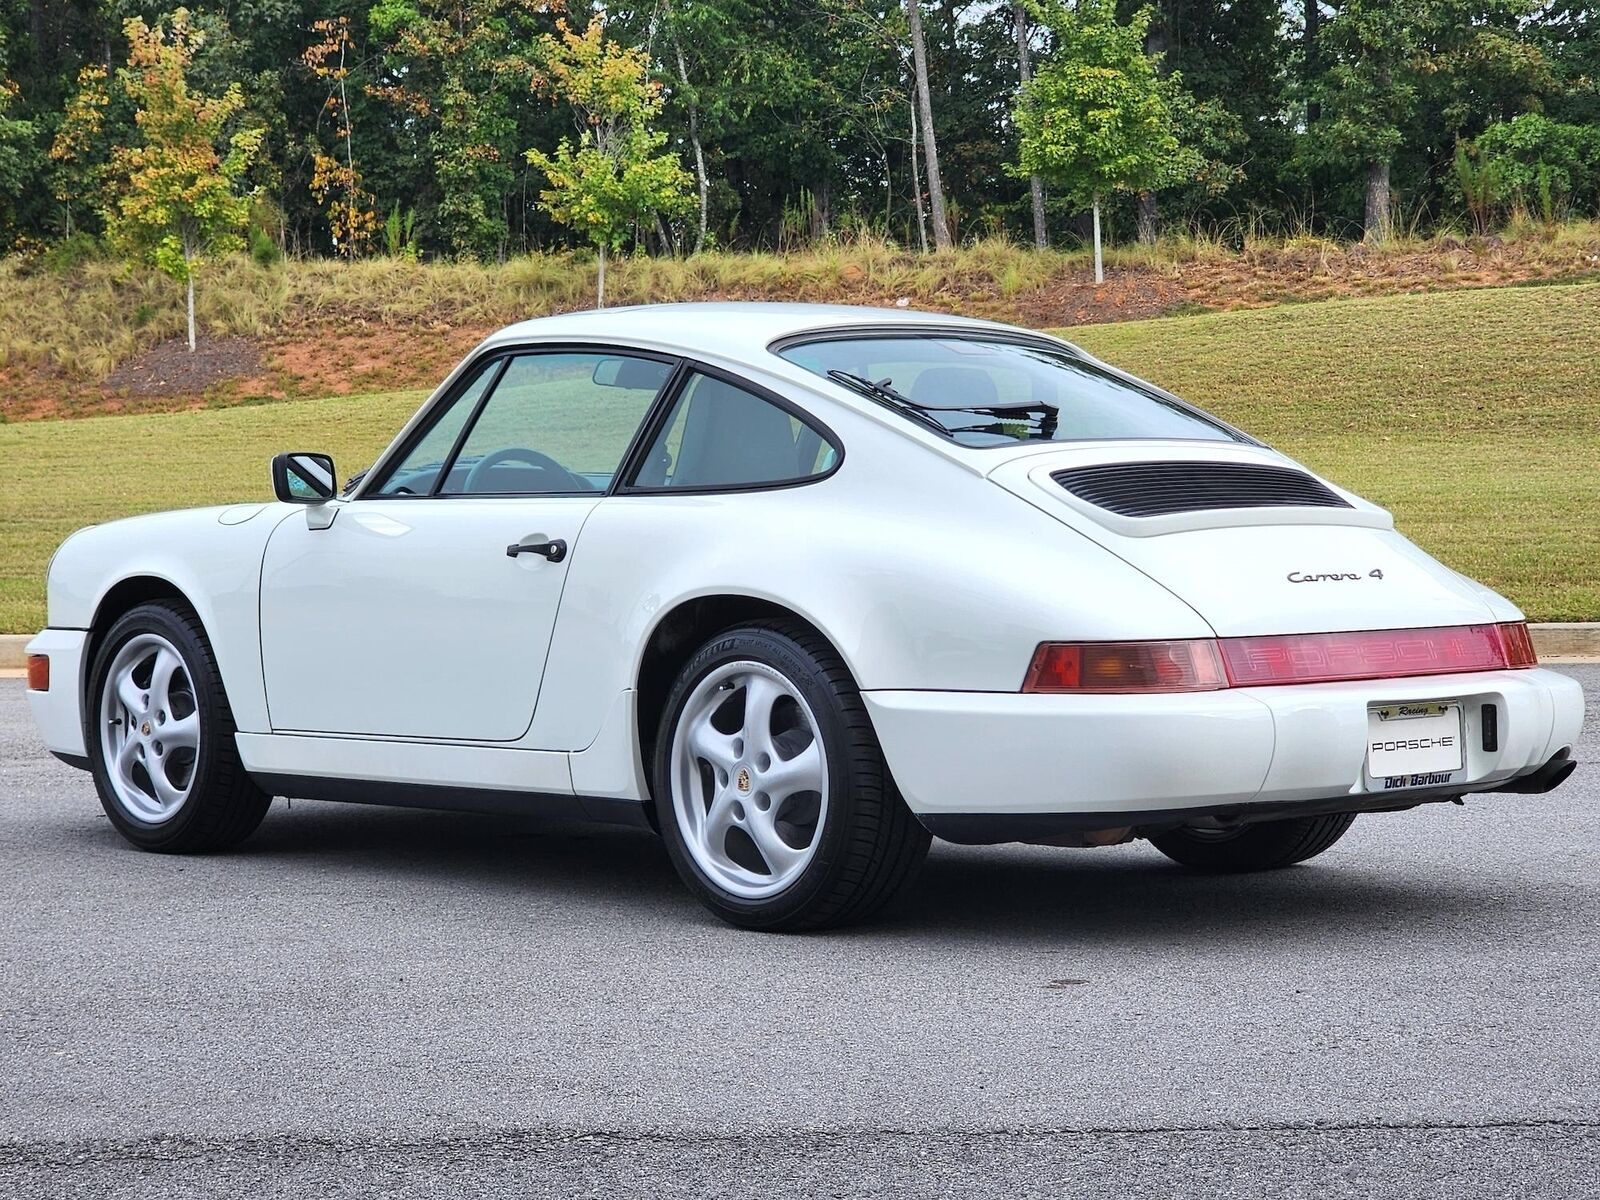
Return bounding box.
[671,32,709,255]
[1137,6,1170,247]
[1091,192,1104,284]
[596,243,606,308]
[810,181,830,242]
[1013,2,1046,249]
[1364,159,1391,242]
[906,0,951,251]
[1137,191,1158,244]
[655,213,679,258]
[183,230,197,351]
[910,94,928,253]
[1304,0,1321,124]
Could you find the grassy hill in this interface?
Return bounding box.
[1,279,1596,631]
[4,224,1600,420]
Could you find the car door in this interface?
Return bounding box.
[258,348,677,742]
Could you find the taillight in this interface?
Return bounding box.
[1496,621,1538,668]
[1023,640,1228,693]
[1219,624,1524,687]
[1025,623,1540,693]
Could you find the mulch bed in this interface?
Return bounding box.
[101,336,262,398]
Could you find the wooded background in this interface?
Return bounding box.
[2,1,1597,260]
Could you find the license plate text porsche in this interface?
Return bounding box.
[1367,702,1464,784]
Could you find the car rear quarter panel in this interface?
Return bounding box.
[531,422,1215,752]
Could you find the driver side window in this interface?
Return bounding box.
[438,352,674,495]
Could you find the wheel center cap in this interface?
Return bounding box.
[140,722,151,736]
[735,767,751,793]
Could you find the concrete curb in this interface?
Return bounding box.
[2,633,31,669]
[3,633,33,669]
[5,624,1599,671]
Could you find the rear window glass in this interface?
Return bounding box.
[777,334,1245,447]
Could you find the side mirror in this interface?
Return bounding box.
[272,452,338,504]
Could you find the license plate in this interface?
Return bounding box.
[1367,701,1464,788]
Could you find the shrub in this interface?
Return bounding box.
[1453,142,1505,236]
[248,224,281,267]
[1475,114,1600,219]
[41,232,104,273]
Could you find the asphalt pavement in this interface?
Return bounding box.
[2,672,1597,1197]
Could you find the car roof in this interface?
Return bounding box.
[481,302,1031,363]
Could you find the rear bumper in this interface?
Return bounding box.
[863,666,1584,833]
[24,629,90,762]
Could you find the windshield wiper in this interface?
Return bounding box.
[824,370,950,437]
[826,369,1059,440]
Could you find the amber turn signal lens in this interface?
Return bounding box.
[26,654,49,692]
[1023,640,1228,693]
[1496,621,1538,668]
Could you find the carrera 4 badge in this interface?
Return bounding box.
[1287,569,1385,584]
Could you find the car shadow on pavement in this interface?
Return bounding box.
[200,796,1534,948]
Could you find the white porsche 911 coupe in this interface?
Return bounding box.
[25,303,1583,929]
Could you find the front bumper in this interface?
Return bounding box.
[863,667,1584,835]
[24,628,90,763]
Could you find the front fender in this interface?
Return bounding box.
[47,503,297,734]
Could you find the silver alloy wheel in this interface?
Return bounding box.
[98,633,202,824]
[669,660,830,900]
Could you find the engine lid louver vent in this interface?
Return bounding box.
[1051,460,1353,519]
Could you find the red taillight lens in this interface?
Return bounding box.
[26,654,49,692]
[1023,640,1228,693]
[1496,621,1538,668]
[1219,624,1519,687]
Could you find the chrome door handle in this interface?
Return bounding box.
[505,538,567,563]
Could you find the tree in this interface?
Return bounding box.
[1013,2,1046,248]
[1303,0,1548,241]
[0,31,39,249]
[303,16,376,257]
[367,0,551,259]
[70,11,262,351]
[906,0,952,249]
[525,17,693,307]
[1013,0,1195,282]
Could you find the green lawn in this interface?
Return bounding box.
[1068,281,1600,625]
[1,280,1596,632]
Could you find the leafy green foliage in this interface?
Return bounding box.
[1453,141,1505,235]
[367,0,551,259]
[1475,113,1600,217]
[384,203,420,261]
[98,12,262,285]
[0,30,37,250]
[1012,0,1197,208]
[525,18,692,302]
[2,0,1599,258]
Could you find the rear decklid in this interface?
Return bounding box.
[987,441,1510,637]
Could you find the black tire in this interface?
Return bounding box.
[653,621,930,931]
[85,600,271,852]
[1149,812,1356,872]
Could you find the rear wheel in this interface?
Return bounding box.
[86,601,271,852]
[1149,812,1356,872]
[653,622,929,931]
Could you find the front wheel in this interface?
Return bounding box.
[1149,812,1357,872]
[86,601,271,852]
[653,622,929,931]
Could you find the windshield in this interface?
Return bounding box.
[777,333,1246,447]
